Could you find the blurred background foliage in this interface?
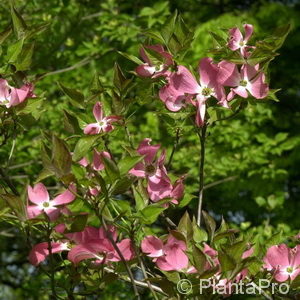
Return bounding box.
[0,0,300,298]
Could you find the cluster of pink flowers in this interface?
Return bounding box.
[136,24,269,126]
[129,138,184,204]
[0,78,34,108]
[29,225,134,266]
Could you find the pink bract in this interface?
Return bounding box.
[0,79,35,108]
[228,24,255,58]
[129,138,173,202]
[264,244,300,282]
[218,61,269,100]
[27,183,76,221]
[84,102,121,135]
[141,234,189,271]
[136,44,173,78]
[161,58,227,126]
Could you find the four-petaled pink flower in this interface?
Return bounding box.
[141,235,189,271]
[29,225,135,266]
[228,24,254,58]
[0,79,35,108]
[218,61,269,100]
[84,102,121,135]
[162,58,226,126]
[129,138,173,202]
[136,45,173,78]
[264,244,300,282]
[27,183,76,221]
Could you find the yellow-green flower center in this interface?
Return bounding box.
[202,87,212,96]
[43,202,50,208]
[240,80,248,87]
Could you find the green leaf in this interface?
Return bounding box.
[138,203,166,224]
[11,6,27,39]
[218,250,236,272]
[6,38,24,63]
[118,51,143,65]
[265,231,283,248]
[66,214,88,233]
[35,168,54,183]
[63,110,81,134]
[178,193,194,208]
[118,155,144,176]
[192,245,207,273]
[202,211,216,241]
[72,135,99,161]
[225,240,247,262]
[1,193,26,221]
[0,27,12,45]
[111,177,135,195]
[178,211,193,241]
[19,97,44,119]
[113,62,127,91]
[90,72,104,95]
[101,155,120,183]
[57,82,85,109]
[132,184,148,211]
[52,135,72,178]
[15,42,35,71]
[160,11,177,44]
[192,217,208,243]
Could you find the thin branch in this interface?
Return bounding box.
[197,124,207,227]
[203,176,237,190]
[131,237,159,300]
[0,167,19,196]
[81,12,102,20]
[167,127,180,169]
[35,56,93,81]
[104,267,166,295]
[8,160,37,169]
[101,217,140,299]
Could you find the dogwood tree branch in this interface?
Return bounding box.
[197,123,207,226]
[100,216,140,299]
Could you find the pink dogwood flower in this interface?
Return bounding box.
[0,79,34,108]
[29,242,69,266]
[84,102,121,135]
[129,138,173,202]
[27,183,76,221]
[164,58,226,126]
[79,150,111,171]
[228,24,254,58]
[141,234,189,271]
[218,61,269,100]
[136,45,173,78]
[29,225,134,266]
[264,244,300,282]
[67,226,134,265]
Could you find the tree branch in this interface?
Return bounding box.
[197,124,207,226]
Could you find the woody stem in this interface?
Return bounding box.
[197,123,207,226]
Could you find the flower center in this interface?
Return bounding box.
[98,120,106,127]
[286,266,294,274]
[43,202,50,208]
[202,87,212,97]
[145,164,156,175]
[240,80,248,87]
[239,41,245,47]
